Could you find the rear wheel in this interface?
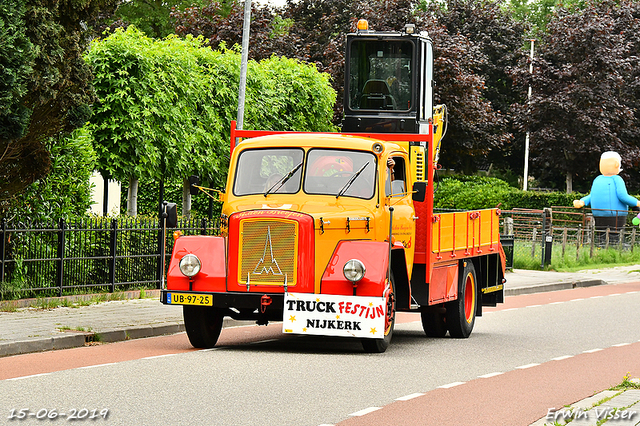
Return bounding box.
[446,261,477,338]
[421,305,447,337]
[362,273,395,353]
[183,305,224,348]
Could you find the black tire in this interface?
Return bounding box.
[445,261,477,338]
[421,305,447,337]
[183,305,224,349]
[362,273,395,353]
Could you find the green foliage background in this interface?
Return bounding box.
[4,128,97,223]
[85,27,336,217]
[433,175,585,211]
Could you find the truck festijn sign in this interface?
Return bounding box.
[283,292,386,339]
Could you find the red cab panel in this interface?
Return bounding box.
[321,240,389,296]
[167,235,226,292]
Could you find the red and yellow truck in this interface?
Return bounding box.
[160,21,506,353]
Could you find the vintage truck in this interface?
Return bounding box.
[160,20,506,353]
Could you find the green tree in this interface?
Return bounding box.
[108,0,210,39]
[4,127,98,223]
[0,0,117,217]
[86,27,230,216]
[174,0,521,174]
[512,0,640,193]
[424,0,527,175]
[86,27,336,217]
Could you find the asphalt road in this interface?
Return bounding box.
[1,282,639,426]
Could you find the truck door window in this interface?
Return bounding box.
[304,149,376,199]
[233,148,304,196]
[348,40,414,112]
[386,156,407,197]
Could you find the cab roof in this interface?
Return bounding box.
[236,133,405,154]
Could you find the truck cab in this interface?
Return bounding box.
[165,132,423,353]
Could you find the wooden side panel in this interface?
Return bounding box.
[431,209,501,258]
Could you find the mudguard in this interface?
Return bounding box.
[321,240,390,297]
[167,235,226,292]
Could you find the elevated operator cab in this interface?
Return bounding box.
[342,21,434,135]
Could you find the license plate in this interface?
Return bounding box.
[167,292,213,306]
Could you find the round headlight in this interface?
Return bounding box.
[179,254,201,277]
[343,259,366,283]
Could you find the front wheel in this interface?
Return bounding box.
[446,261,477,338]
[183,305,224,348]
[362,273,395,353]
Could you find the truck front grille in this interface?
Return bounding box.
[239,219,298,286]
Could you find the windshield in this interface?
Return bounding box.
[304,149,376,199]
[233,148,304,196]
[348,40,414,112]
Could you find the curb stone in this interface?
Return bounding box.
[0,318,253,358]
[505,279,606,296]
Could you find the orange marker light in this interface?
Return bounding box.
[173,230,183,240]
[357,19,369,31]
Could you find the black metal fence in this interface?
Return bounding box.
[500,207,640,269]
[3,207,638,299]
[0,217,219,300]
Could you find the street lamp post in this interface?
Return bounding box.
[523,39,535,191]
[236,0,252,131]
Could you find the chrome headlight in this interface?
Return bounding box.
[343,259,366,283]
[179,254,201,277]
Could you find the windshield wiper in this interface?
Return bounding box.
[264,162,303,197]
[336,162,370,198]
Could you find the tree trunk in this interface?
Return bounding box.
[127,176,138,217]
[566,171,573,194]
[183,178,192,219]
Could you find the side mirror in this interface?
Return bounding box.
[189,175,201,196]
[161,202,178,228]
[412,181,427,202]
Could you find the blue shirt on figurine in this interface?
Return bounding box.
[574,151,640,217]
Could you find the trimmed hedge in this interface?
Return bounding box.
[433,175,588,210]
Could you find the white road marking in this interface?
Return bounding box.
[349,407,381,416]
[516,363,540,369]
[478,372,503,378]
[78,363,117,369]
[438,381,465,389]
[142,353,179,360]
[7,373,51,381]
[551,355,573,361]
[395,393,424,401]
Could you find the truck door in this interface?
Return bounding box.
[385,154,416,277]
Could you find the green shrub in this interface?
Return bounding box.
[434,175,517,210]
[434,174,593,211]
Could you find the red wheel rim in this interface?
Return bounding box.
[464,274,475,324]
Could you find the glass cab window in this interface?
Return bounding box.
[304,149,377,199]
[385,156,407,197]
[233,148,304,196]
[348,40,414,112]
